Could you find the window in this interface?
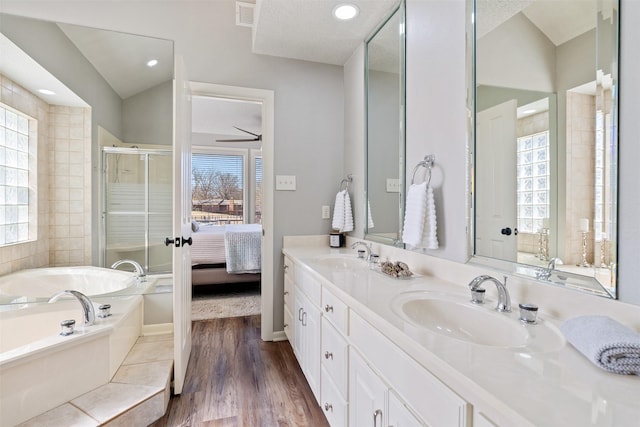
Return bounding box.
[253,154,262,224]
[192,150,245,225]
[0,103,36,245]
[516,131,549,233]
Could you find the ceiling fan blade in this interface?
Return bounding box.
[216,138,259,142]
[233,126,261,138]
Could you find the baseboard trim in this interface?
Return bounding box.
[272,330,288,342]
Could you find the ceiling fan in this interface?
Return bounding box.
[216,126,262,142]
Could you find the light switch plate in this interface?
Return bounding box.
[322,205,330,219]
[276,175,296,191]
[386,178,400,193]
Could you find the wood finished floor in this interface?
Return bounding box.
[150,316,330,427]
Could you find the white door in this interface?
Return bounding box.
[172,55,192,394]
[476,100,518,261]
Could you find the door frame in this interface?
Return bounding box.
[190,82,275,341]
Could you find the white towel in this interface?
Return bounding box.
[561,315,640,375]
[402,182,427,246]
[367,200,375,229]
[332,190,354,233]
[420,185,438,250]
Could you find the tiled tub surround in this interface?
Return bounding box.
[282,235,640,426]
[0,75,92,275]
[0,295,143,427]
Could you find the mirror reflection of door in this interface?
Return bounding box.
[476,100,517,261]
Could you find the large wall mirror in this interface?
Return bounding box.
[471,0,619,297]
[365,1,406,246]
[0,13,174,304]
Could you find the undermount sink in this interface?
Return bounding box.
[391,291,565,351]
[311,255,367,270]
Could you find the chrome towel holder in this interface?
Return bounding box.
[339,174,353,192]
[410,155,435,185]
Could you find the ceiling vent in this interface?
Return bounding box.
[236,1,255,28]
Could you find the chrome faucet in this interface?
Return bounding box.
[111,259,146,281]
[350,241,372,261]
[536,257,563,280]
[468,275,511,312]
[48,290,96,326]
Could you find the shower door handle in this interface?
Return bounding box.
[181,236,193,246]
[164,237,180,247]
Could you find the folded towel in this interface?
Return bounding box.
[343,191,354,232]
[402,182,427,246]
[560,315,640,375]
[332,190,354,233]
[332,190,345,231]
[418,184,438,250]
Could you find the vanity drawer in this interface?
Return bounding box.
[284,275,294,310]
[321,318,348,397]
[284,305,293,342]
[321,287,348,334]
[321,366,348,427]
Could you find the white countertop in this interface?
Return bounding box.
[282,244,640,427]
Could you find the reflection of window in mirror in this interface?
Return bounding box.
[0,103,36,246]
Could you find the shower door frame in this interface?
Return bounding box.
[100,147,173,272]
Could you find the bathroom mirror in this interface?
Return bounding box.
[471,0,619,297]
[365,1,406,246]
[0,14,175,304]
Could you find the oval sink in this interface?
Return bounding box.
[310,255,366,270]
[392,292,565,351]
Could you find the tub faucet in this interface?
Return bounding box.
[351,241,372,261]
[48,290,96,326]
[536,257,563,280]
[468,275,511,312]
[111,259,146,282]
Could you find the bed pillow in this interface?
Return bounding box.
[191,220,200,232]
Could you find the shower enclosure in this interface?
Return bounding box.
[101,147,173,273]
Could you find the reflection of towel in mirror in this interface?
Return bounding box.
[367,200,374,229]
[402,182,427,246]
[332,190,354,233]
[561,315,640,375]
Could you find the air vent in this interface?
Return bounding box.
[236,1,254,28]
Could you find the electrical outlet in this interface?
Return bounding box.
[322,205,331,219]
[276,175,296,191]
[386,178,400,193]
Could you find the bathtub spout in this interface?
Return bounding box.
[48,290,96,326]
[110,259,146,282]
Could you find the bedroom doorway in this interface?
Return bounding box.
[188,83,274,340]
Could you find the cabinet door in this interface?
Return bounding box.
[389,391,427,427]
[349,349,387,427]
[293,291,304,359]
[303,300,321,402]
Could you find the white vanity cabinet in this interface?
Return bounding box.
[349,348,388,427]
[283,257,295,342]
[288,259,322,402]
[389,390,428,427]
[350,311,470,427]
[320,287,349,426]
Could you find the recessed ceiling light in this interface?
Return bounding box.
[146,59,159,67]
[38,89,56,95]
[333,3,359,20]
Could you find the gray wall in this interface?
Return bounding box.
[123,81,173,146]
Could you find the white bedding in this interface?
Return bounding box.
[191,224,262,274]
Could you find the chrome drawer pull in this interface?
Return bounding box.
[324,304,334,313]
[324,351,333,360]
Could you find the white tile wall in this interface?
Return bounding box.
[0,74,91,275]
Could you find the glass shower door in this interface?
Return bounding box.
[102,148,172,273]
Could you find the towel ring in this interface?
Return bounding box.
[411,155,435,186]
[339,174,353,192]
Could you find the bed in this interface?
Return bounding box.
[190,223,262,286]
